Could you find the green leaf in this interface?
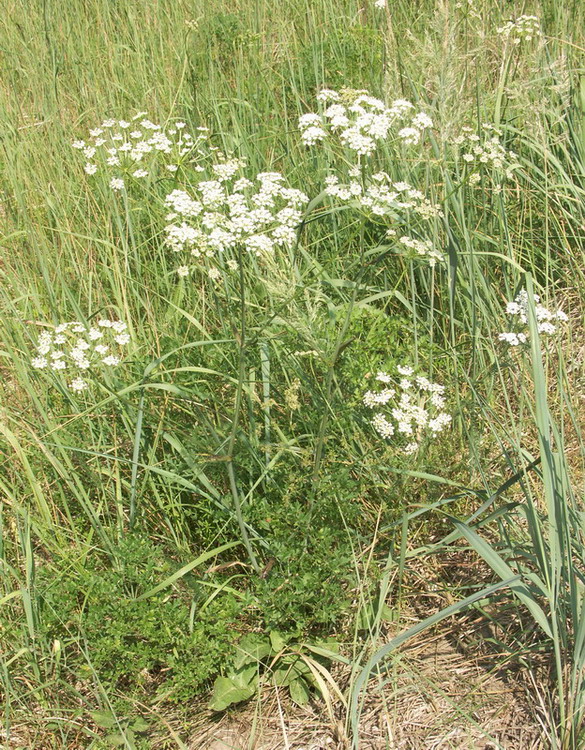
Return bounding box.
[233,634,272,669]
[233,663,258,687]
[269,630,288,652]
[356,604,374,631]
[272,656,309,686]
[356,602,395,630]
[106,735,125,747]
[304,639,349,663]
[273,665,295,687]
[130,716,149,733]
[289,677,311,706]
[209,676,257,712]
[90,711,117,729]
[381,603,397,622]
[303,641,350,664]
[106,730,135,748]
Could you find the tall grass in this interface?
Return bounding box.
[1,0,584,747]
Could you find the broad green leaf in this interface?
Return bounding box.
[90,711,117,729]
[130,717,149,733]
[209,676,257,712]
[269,630,288,652]
[272,657,309,687]
[233,634,273,669]
[232,664,258,687]
[105,735,126,747]
[289,677,311,706]
[273,665,295,687]
[381,604,398,622]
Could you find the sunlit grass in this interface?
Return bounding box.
[0,1,584,748]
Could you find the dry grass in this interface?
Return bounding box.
[188,549,547,750]
[188,624,543,750]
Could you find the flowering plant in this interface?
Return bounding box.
[324,172,442,220]
[298,88,433,156]
[73,114,209,189]
[31,319,130,392]
[323,171,444,266]
[498,289,568,346]
[453,124,519,186]
[497,15,541,44]
[163,169,309,277]
[363,366,451,454]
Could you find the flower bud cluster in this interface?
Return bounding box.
[363,366,451,454]
[298,89,433,157]
[31,319,130,392]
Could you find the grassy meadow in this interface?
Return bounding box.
[0,0,584,747]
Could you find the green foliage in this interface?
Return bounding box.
[296,24,383,94]
[35,535,240,703]
[1,0,585,746]
[89,710,150,750]
[209,631,343,711]
[339,306,433,397]
[249,492,355,632]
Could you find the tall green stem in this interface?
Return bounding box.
[306,240,365,535]
[224,249,260,573]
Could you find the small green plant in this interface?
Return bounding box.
[35,535,240,705]
[209,630,345,711]
[89,710,150,749]
[249,491,356,632]
[2,1,585,746]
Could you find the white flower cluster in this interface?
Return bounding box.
[498,289,568,346]
[398,235,444,267]
[363,366,451,454]
[30,319,130,392]
[298,89,433,157]
[73,114,208,187]
[497,15,541,44]
[325,172,443,221]
[453,125,519,183]
[163,168,309,273]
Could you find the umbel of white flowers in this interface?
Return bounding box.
[497,14,541,44]
[453,123,519,185]
[162,170,309,270]
[31,319,130,392]
[73,113,211,187]
[298,89,433,156]
[498,289,568,346]
[363,365,452,455]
